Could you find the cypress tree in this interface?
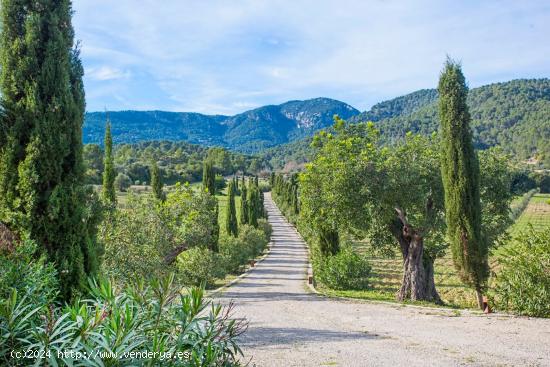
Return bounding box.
[240,181,249,225]
[438,59,487,308]
[247,186,258,227]
[225,180,238,236]
[151,161,164,201]
[202,161,216,195]
[211,202,220,252]
[0,0,100,300]
[101,120,116,205]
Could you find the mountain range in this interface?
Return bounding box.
[83,98,359,153]
[83,78,550,165]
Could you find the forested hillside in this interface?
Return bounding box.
[265,79,550,169]
[83,98,359,153]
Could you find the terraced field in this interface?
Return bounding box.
[322,253,478,308]
[326,193,550,309]
[510,193,550,234]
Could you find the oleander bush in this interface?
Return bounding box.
[489,227,550,317]
[0,275,246,366]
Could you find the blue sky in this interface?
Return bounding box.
[73,0,550,115]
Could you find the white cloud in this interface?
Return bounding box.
[86,66,131,81]
[72,0,550,114]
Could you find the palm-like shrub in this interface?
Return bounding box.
[0,275,246,366]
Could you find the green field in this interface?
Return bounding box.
[325,193,550,309]
[510,193,550,234]
[324,249,478,308]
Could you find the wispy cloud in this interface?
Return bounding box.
[73,0,550,114]
[87,66,131,81]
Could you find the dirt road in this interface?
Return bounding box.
[216,193,550,367]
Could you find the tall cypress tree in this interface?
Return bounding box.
[202,161,216,195]
[225,180,238,236]
[151,161,164,201]
[101,120,116,205]
[0,0,100,300]
[247,183,260,227]
[240,181,248,225]
[438,59,487,308]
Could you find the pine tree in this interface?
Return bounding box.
[0,0,101,300]
[438,59,487,309]
[151,161,164,201]
[101,120,116,205]
[240,181,249,225]
[202,161,216,195]
[225,181,238,236]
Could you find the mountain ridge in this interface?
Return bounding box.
[83,97,359,152]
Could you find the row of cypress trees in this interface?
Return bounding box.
[271,173,299,216]
[224,175,264,237]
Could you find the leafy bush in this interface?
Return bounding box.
[218,224,270,275]
[100,194,174,284]
[489,227,550,317]
[238,225,268,258]
[114,172,132,191]
[257,218,272,242]
[100,184,219,286]
[219,236,251,274]
[0,275,245,366]
[0,240,58,311]
[315,247,372,290]
[177,247,224,287]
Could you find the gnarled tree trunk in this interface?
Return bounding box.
[393,209,442,304]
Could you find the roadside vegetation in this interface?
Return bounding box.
[272,61,550,317]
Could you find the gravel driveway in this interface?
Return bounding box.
[215,193,550,367]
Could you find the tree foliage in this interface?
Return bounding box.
[438,60,487,303]
[101,121,116,205]
[225,180,238,236]
[0,0,100,300]
[150,160,164,201]
[202,160,216,195]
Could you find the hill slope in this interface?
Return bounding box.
[264,79,550,168]
[83,98,359,153]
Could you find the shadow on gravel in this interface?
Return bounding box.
[219,291,322,302]
[241,326,380,347]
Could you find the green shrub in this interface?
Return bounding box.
[238,224,268,258]
[489,227,550,317]
[219,236,250,274]
[0,276,245,366]
[0,240,58,310]
[315,247,372,290]
[114,172,132,191]
[177,247,224,287]
[218,224,270,275]
[257,218,272,242]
